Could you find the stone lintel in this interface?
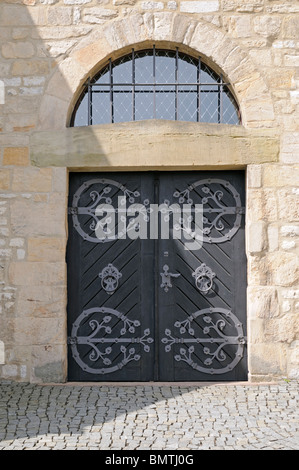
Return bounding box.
[30,120,280,170]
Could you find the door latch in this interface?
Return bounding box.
[160,264,180,292]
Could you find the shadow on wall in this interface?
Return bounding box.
[0,2,108,384]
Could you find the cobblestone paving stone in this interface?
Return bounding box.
[0,380,298,450]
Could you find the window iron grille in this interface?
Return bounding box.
[70,47,241,127]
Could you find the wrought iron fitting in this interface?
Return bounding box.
[99,263,122,295]
[192,263,216,294]
[160,264,181,292]
[68,207,78,215]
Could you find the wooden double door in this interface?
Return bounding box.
[67,171,247,381]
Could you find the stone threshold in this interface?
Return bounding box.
[41,380,279,387]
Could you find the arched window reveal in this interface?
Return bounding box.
[71,47,240,127]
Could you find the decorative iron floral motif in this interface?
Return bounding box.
[173,178,245,244]
[68,178,141,243]
[161,307,246,375]
[68,307,153,375]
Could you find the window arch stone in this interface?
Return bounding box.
[37,13,275,131]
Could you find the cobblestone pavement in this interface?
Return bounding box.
[0,380,298,450]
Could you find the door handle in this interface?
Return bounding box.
[160,264,181,292]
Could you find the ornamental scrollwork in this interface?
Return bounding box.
[173,178,245,244]
[161,308,246,375]
[68,178,143,243]
[68,307,153,375]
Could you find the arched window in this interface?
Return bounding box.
[70,47,240,127]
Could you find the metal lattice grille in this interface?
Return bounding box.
[71,47,241,127]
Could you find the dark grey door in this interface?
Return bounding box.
[67,171,247,381]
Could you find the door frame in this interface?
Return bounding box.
[66,170,247,382]
[28,121,279,383]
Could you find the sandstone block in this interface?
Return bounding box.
[83,7,118,23]
[3,147,29,166]
[143,12,174,41]
[263,165,299,187]
[253,16,281,38]
[167,1,177,9]
[74,38,111,71]
[282,240,296,250]
[222,0,264,12]
[47,7,73,25]
[12,28,30,40]
[247,189,277,223]
[9,261,66,286]
[0,6,33,26]
[289,342,299,380]
[12,167,52,193]
[226,15,252,38]
[14,317,65,346]
[281,132,299,164]
[247,286,279,319]
[0,170,10,190]
[278,188,299,221]
[241,99,275,124]
[247,255,268,286]
[0,341,4,365]
[248,49,272,67]
[247,165,262,188]
[267,252,299,287]
[190,22,226,61]
[282,289,299,299]
[142,1,164,10]
[265,69,295,90]
[11,60,49,77]
[262,189,278,222]
[2,42,35,59]
[249,343,285,376]
[281,225,299,237]
[28,237,66,262]
[267,225,279,252]
[180,0,219,13]
[16,285,66,319]
[265,316,298,344]
[38,94,69,130]
[64,0,92,3]
[52,167,67,193]
[282,16,299,38]
[248,221,267,253]
[31,344,66,383]
[9,238,24,247]
[16,296,66,319]
[171,13,197,43]
[2,365,18,379]
[11,194,67,237]
[284,54,299,67]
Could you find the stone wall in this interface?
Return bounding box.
[0,0,298,383]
